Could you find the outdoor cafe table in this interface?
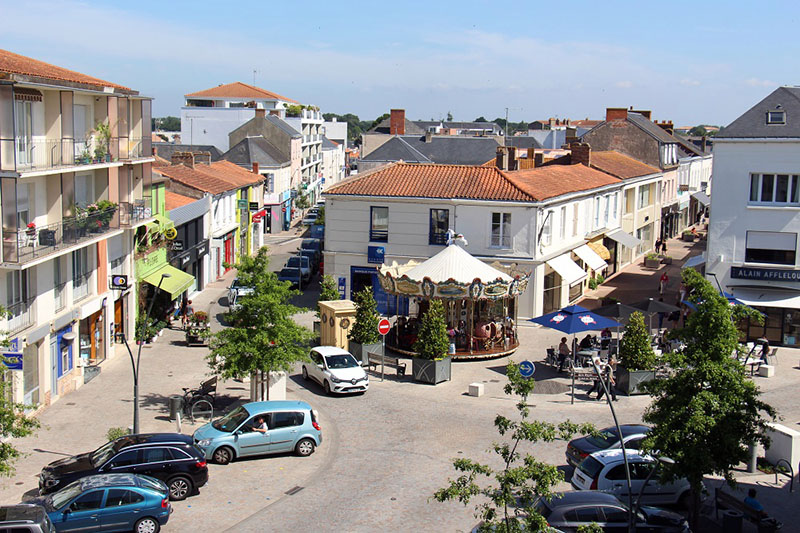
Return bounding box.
[577,349,601,366]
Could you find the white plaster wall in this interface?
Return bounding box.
[180,107,257,152]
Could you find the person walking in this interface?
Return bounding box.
[657,297,667,331]
[596,363,617,401]
[659,271,669,295]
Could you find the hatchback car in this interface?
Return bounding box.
[0,504,56,532]
[302,346,369,395]
[566,424,650,467]
[227,278,253,306]
[277,266,303,289]
[193,401,322,465]
[31,474,171,533]
[533,491,689,532]
[286,255,312,283]
[299,249,320,273]
[572,449,692,507]
[39,433,208,501]
[301,212,318,226]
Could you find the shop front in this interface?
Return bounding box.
[731,278,800,346]
[169,239,208,297]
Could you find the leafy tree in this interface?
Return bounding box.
[619,311,657,370]
[493,118,507,130]
[474,116,488,122]
[295,194,310,209]
[315,206,325,226]
[688,125,707,137]
[576,524,603,533]
[152,116,180,131]
[446,111,453,121]
[413,299,449,360]
[642,268,775,528]
[434,362,594,532]
[0,372,39,476]
[348,287,380,345]
[207,248,313,400]
[317,275,340,318]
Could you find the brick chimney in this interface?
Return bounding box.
[507,146,518,171]
[656,120,674,135]
[252,162,259,174]
[534,152,544,167]
[631,109,652,120]
[495,146,508,170]
[172,151,195,169]
[701,135,707,152]
[390,109,405,135]
[424,131,433,143]
[255,108,266,118]
[570,142,591,166]
[606,108,628,121]
[193,152,211,166]
[269,109,281,116]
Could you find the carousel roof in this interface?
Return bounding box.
[404,244,513,285]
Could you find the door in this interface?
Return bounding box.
[73,104,89,158]
[308,350,325,385]
[135,447,173,483]
[57,489,105,532]
[114,298,124,342]
[234,416,271,457]
[267,411,304,453]
[598,505,629,533]
[100,488,146,532]
[14,100,32,166]
[50,337,59,399]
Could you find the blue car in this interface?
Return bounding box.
[192,401,322,465]
[31,473,170,533]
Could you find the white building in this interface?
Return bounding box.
[321,136,346,190]
[706,86,800,347]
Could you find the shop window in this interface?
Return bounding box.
[569,281,582,302]
[369,206,388,242]
[745,231,796,265]
[429,209,449,245]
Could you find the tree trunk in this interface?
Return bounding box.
[689,483,702,531]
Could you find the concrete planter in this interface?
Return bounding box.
[644,258,661,269]
[662,256,673,265]
[412,356,452,385]
[350,341,382,366]
[616,367,656,396]
[682,233,695,242]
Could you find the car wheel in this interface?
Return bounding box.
[213,446,234,465]
[295,438,316,457]
[167,475,193,501]
[302,366,309,380]
[135,517,160,533]
[323,380,331,395]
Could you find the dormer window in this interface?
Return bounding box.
[767,109,786,125]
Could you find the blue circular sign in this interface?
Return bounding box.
[519,360,535,378]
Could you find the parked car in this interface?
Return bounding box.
[0,504,56,532]
[286,255,312,283]
[301,212,318,226]
[301,237,323,253]
[533,491,689,532]
[31,474,171,533]
[192,401,322,465]
[302,346,369,395]
[571,449,692,507]
[277,266,303,289]
[227,278,254,306]
[39,433,208,501]
[566,424,650,467]
[300,249,320,273]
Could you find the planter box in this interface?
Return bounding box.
[616,367,656,396]
[350,341,382,366]
[412,356,452,385]
[682,233,695,242]
[644,258,661,268]
[661,256,673,265]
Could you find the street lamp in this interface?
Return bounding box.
[121,272,170,434]
[589,356,635,533]
[633,456,675,532]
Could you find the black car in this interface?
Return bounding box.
[566,424,650,467]
[534,491,689,532]
[301,238,323,253]
[278,266,303,289]
[39,433,208,501]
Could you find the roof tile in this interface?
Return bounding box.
[589,151,660,180]
[165,191,199,211]
[154,160,262,195]
[505,164,620,201]
[185,82,297,103]
[0,48,129,91]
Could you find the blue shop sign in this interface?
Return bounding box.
[2,352,23,371]
[338,277,346,299]
[731,266,800,282]
[367,246,385,265]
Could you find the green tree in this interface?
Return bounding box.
[315,206,325,226]
[295,194,310,209]
[152,116,181,131]
[317,275,340,318]
[474,116,488,122]
[446,111,453,121]
[619,311,657,370]
[0,372,39,476]
[348,288,380,345]
[207,248,313,400]
[369,113,391,130]
[434,362,594,532]
[688,125,707,137]
[642,268,775,528]
[413,299,449,360]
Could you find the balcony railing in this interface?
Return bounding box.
[124,138,146,160]
[7,298,34,334]
[11,138,111,173]
[54,281,67,313]
[119,198,152,226]
[2,207,120,264]
[73,273,91,302]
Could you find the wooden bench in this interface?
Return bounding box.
[715,487,781,530]
[367,352,406,377]
[183,376,218,405]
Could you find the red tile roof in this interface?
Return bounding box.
[590,151,660,180]
[165,191,199,211]
[0,48,130,91]
[326,162,535,201]
[154,160,262,195]
[504,164,620,201]
[185,82,298,103]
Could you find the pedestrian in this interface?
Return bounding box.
[655,238,663,254]
[661,240,668,254]
[587,363,605,396]
[743,488,767,519]
[669,308,680,329]
[659,271,669,295]
[759,338,771,364]
[558,337,571,372]
[182,299,194,329]
[596,362,617,401]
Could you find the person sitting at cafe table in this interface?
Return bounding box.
[558,337,571,372]
[579,334,594,350]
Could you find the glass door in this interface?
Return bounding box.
[14,100,32,166]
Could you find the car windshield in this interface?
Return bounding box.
[49,481,85,510]
[301,240,318,250]
[325,354,359,369]
[287,257,307,268]
[577,456,605,479]
[280,268,300,276]
[231,279,241,288]
[90,439,119,467]
[211,406,249,432]
[585,428,620,449]
[136,475,167,494]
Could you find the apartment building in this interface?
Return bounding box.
[0,49,155,408]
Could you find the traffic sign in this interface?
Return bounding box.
[378,318,391,336]
[519,360,535,378]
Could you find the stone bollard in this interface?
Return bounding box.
[468,382,484,397]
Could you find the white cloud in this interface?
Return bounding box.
[745,77,775,88]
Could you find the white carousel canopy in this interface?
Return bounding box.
[404,244,513,285]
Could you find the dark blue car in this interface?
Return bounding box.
[32,474,171,533]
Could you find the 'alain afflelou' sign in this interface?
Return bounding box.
[731,266,800,283]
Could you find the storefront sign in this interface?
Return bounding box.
[249,202,259,211]
[237,199,248,209]
[110,275,128,290]
[731,266,800,282]
[171,241,184,251]
[196,242,208,257]
[338,277,346,299]
[367,246,385,264]
[2,352,23,370]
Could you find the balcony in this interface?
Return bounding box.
[7,297,34,334]
[2,207,120,264]
[119,198,153,226]
[1,136,150,174]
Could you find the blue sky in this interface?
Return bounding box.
[1,0,797,126]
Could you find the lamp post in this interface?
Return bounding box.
[589,356,634,533]
[633,456,675,532]
[121,272,170,434]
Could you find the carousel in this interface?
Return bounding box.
[377,233,531,360]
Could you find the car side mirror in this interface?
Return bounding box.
[63,508,72,515]
[234,430,242,436]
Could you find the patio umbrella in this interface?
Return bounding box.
[592,302,640,347]
[631,298,680,332]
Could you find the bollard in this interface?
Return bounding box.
[747,442,758,473]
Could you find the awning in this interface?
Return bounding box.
[682,254,706,269]
[574,244,608,272]
[251,209,266,222]
[546,253,588,285]
[145,213,175,234]
[732,288,800,309]
[691,191,711,206]
[606,229,641,249]
[142,264,195,299]
[587,241,611,260]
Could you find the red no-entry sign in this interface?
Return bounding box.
[378,318,391,336]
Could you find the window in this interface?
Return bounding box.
[767,110,786,125]
[572,204,579,237]
[369,206,388,242]
[612,193,618,221]
[603,195,610,227]
[606,464,627,480]
[105,489,144,507]
[70,491,104,512]
[559,206,566,240]
[624,189,635,214]
[74,173,94,208]
[564,507,602,523]
[72,248,90,300]
[749,174,800,205]
[142,447,172,464]
[266,173,275,194]
[601,506,629,523]
[540,211,552,247]
[491,212,512,248]
[429,209,449,245]
[631,462,654,480]
[594,197,601,228]
[6,270,28,309]
[108,450,139,468]
[638,184,650,208]
[16,182,30,229]
[745,231,797,265]
[270,411,304,429]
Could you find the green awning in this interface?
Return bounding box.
[142,264,194,299]
[153,213,174,230]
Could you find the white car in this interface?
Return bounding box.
[302,346,369,395]
[227,278,253,306]
[571,449,692,507]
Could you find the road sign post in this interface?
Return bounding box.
[378,318,391,381]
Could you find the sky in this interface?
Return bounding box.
[1,0,798,127]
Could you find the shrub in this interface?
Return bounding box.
[348,288,380,345]
[413,299,449,360]
[588,277,598,290]
[619,311,657,370]
[646,252,660,261]
[106,427,128,441]
[596,274,605,284]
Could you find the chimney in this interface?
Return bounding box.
[193,151,211,166]
[255,108,266,118]
[507,146,518,171]
[701,135,707,152]
[172,151,195,169]
[495,146,508,170]
[424,131,433,143]
[656,120,674,135]
[631,109,652,120]
[390,109,405,135]
[252,162,259,174]
[570,142,591,167]
[534,152,544,167]
[606,108,628,121]
[269,109,281,116]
